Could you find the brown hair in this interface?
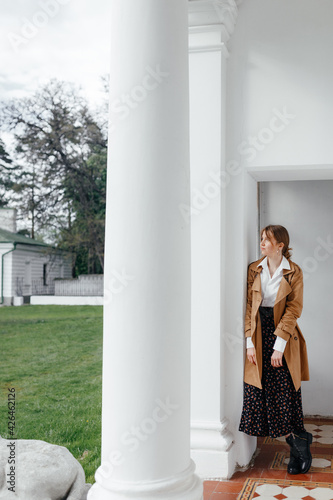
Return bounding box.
[260,225,292,260]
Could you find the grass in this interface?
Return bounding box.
[0,305,102,484]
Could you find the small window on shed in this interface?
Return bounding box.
[43,263,48,286]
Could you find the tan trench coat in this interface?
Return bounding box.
[244,257,310,391]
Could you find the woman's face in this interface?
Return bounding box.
[260,231,283,258]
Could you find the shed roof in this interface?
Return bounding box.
[0,227,50,247]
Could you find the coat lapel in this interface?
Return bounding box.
[252,272,261,293]
[274,271,292,305]
[252,269,262,316]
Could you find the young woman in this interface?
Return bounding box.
[239,225,312,474]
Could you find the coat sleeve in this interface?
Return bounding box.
[275,266,303,341]
[244,265,255,338]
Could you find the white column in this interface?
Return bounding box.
[88,1,203,499]
[188,0,253,479]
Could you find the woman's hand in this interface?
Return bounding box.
[247,347,256,365]
[271,350,283,367]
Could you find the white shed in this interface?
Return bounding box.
[0,209,72,305]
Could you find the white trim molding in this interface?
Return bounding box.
[189,25,230,55]
[189,0,239,31]
[247,164,333,182]
[191,419,233,451]
[191,419,235,479]
[188,0,240,54]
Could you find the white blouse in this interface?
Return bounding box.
[246,256,290,353]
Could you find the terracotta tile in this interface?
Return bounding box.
[213,481,243,494]
[203,480,219,494]
[285,471,312,481]
[268,439,288,447]
[202,419,333,500]
[254,452,275,467]
[227,471,251,483]
[311,446,327,454]
[230,467,263,479]
[261,468,287,480]
[310,471,333,482]
[204,480,220,485]
[243,468,264,479]
[262,443,288,451]
[209,493,239,500]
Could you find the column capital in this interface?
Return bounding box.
[188,0,240,54]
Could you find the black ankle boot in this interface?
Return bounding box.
[286,435,302,474]
[289,431,313,474]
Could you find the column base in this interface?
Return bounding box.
[88,460,203,500]
[191,419,236,479]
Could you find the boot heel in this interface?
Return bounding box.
[308,432,313,445]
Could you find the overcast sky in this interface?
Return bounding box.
[0,0,111,107]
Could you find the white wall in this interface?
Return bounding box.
[224,0,333,458]
[223,169,259,465]
[188,0,333,473]
[260,180,333,416]
[0,244,13,303]
[31,295,103,306]
[228,0,333,168]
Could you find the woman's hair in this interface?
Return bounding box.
[261,224,292,260]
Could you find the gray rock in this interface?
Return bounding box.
[83,484,92,499]
[0,436,88,499]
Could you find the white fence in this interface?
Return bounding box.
[54,275,103,296]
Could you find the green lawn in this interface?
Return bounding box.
[0,305,102,484]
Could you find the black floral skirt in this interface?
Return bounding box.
[239,306,305,438]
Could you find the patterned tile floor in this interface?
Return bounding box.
[203,418,333,500]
